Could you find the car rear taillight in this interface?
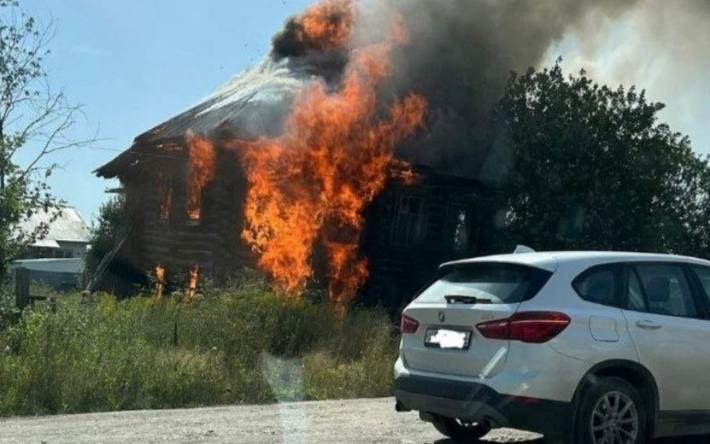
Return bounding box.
[401,315,419,334]
[476,311,570,343]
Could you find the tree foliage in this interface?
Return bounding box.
[496,62,710,255]
[0,1,93,281]
[86,195,126,279]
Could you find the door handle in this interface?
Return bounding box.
[636,320,662,330]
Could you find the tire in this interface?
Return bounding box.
[575,377,647,444]
[430,415,491,442]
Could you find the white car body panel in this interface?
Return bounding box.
[397,251,710,429]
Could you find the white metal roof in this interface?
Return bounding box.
[17,207,90,244]
[31,239,61,249]
[10,258,84,274]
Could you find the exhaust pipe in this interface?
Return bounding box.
[395,400,410,412]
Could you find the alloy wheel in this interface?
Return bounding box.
[590,390,640,444]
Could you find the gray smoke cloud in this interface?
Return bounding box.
[545,0,710,156]
[267,0,710,179]
[365,0,644,180]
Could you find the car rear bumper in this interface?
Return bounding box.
[394,372,572,439]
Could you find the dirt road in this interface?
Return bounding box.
[0,397,539,444]
[1,397,707,443]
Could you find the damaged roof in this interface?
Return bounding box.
[95,57,311,179]
[94,55,493,181]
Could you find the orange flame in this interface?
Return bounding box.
[298,0,354,51]
[186,132,217,220]
[155,265,166,299]
[187,264,199,300]
[239,4,427,308]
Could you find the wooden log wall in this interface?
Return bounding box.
[127,147,255,288]
[114,143,487,304]
[360,180,482,311]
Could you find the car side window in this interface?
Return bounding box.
[633,264,697,318]
[691,266,710,306]
[626,269,647,312]
[573,266,618,307]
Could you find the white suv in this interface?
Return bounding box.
[394,251,710,443]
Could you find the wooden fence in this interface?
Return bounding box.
[14,268,57,312]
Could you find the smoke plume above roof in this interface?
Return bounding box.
[266,0,709,179]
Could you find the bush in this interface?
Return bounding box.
[0,279,398,416]
[0,285,18,331]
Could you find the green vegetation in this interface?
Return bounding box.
[495,62,710,255]
[0,276,398,416]
[0,1,94,283]
[85,195,127,279]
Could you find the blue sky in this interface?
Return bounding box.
[17,0,313,223]
[14,1,710,224]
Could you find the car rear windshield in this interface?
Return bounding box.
[415,262,552,304]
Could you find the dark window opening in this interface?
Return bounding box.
[157,172,173,222]
[389,195,428,247]
[452,209,469,252]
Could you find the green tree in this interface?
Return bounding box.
[0,1,93,281]
[85,195,126,279]
[495,62,710,255]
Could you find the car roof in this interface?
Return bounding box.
[441,251,710,273]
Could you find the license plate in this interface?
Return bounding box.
[425,328,472,350]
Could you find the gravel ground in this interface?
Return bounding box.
[1,397,707,443]
[0,397,540,444]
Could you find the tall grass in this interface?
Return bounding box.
[0,278,399,416]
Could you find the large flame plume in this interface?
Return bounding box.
[239,1,427,310]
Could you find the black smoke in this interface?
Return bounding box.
[270,0,710,181]
[375,0,644,180]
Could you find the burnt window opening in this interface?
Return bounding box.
[157,172,174,222]
[389,195,429,247]
[186,187,203,223]
[184,165,205,225]
[185,174,211,225]
[185,134,217,224]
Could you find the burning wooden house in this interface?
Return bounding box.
[95,139,486,309]
[93,1,492,309]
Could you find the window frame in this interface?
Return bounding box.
[388,194,429,248]
[157,170,174,224]
[623,265,648,312]
[572,263,624,308]
[619,261,707,320]
[685,265,710,320]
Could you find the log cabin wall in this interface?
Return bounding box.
[359,171,488,311]
[122,143,254,290]
[102,142,488,303]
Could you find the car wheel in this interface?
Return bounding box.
[576,377,647,444]
[430,415,491,442]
